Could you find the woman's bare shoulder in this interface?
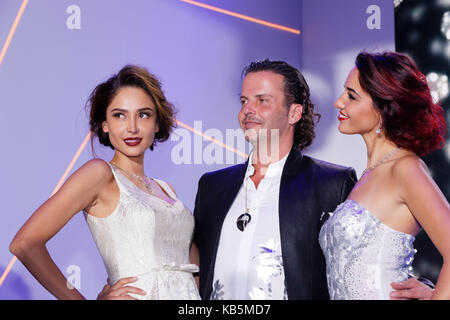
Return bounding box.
[71,159,114,185]
[391,153,428,178]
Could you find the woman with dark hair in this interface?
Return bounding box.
[10,65,201,300]
[319,51,450,299]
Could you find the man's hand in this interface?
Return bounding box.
[97,277,146,300]
[390,278,434,300]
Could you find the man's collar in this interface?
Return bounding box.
[244,146,302,178]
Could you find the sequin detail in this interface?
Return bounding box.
[319,200,416,300]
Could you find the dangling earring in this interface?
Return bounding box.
[376,125,381,135]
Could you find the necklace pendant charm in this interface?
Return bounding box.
[236,213,251,232]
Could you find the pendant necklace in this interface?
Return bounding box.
[110,161,155,195]
[360,147,400,178]
[236,176,251,232]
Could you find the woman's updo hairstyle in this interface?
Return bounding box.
[87,65,176,151]
[356,51,446,156]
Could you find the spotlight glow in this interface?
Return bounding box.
[445,42,450,58]
[411,6,426,22]
[430,38,444,55]
[394,0,404,8]
[442,12,450,39]
[438,0,450,7]
[427,72,449,103]
[446,141,450,161]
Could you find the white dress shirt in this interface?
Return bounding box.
[211,152,289,300]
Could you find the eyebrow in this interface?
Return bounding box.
[239,93,274,99]
[110,107,154,112]
[256,94,273,98]
[345,86,361,98]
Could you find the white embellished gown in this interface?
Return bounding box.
[84,163,200,300]
[319,200,416,300]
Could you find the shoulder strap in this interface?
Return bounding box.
[153,179,177,199]
[106,162,128,193]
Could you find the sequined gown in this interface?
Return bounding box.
[84,163,200,300]
[319,200,416,300]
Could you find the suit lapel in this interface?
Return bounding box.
[215,165,247,226]
[278,147,313,298]
[204,162,247,297]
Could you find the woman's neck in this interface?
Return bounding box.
[110,153,145,176]
[362,133,399,168]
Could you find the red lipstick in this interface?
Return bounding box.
[124,137,142,146]
[338,112,350,121]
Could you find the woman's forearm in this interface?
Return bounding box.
[430,260,450,300]
[10,239,86,300]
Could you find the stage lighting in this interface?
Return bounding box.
[442,12,450,39]
[437,0,450,8]
[430,37,445,55]
[411,5,426,22]
[427,72,449,103]
[394,0,404,8]
[446,141,450,163]
[445,42,450,58]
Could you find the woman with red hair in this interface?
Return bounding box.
[319,51,450,299]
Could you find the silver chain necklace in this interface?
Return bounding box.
[110,161,155,195]
[361,147,400,178]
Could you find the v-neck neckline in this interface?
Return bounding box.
[110,163,179,207]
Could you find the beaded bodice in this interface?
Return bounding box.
[319,200,416,300]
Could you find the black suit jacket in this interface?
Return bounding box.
[193,147,357,300]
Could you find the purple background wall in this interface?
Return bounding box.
[0,0,394,299]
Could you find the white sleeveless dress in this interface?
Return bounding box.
[83,162,200,300]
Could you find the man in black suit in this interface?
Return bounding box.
[192,59,433,300]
